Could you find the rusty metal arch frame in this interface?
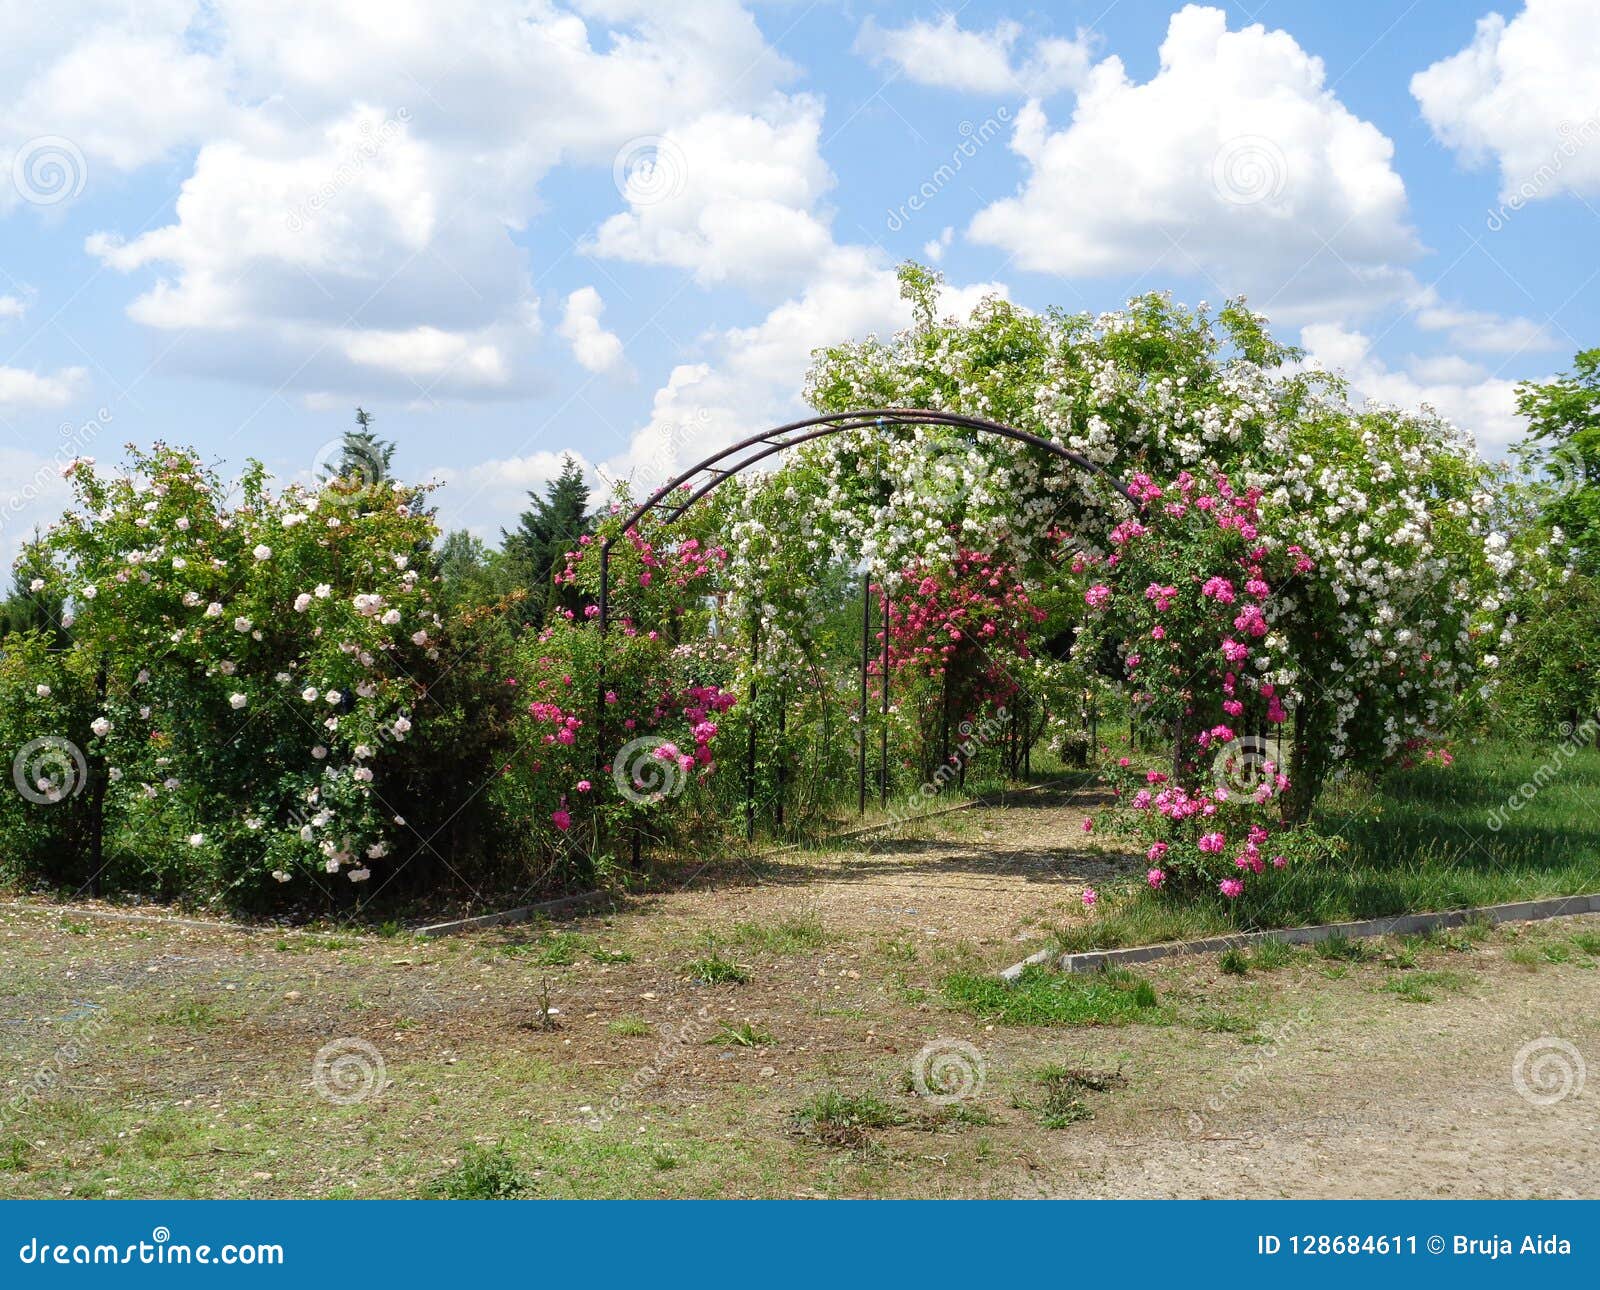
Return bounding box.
[592,407,1134,858]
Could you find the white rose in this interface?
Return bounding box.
[311,745,327,760]
[348,867,371,883]
[252,544,272,561]
[187,833,204,847]
[34,684,50,697]
[302,687,319,703]
[233,616,252,633]
[294,593,312,612]
[29,578,44,592]
[205,602,223,617]
[229,693,247,709]
[90,717,112,737]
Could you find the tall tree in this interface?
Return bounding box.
[326,406,397,486]
[1516,348,1600,571]
[502,455,592,625]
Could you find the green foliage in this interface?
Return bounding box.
[1516,348,1600,571]
[424,1143,533,1199]
[943,965,1161,1026]
[502,454,591,626]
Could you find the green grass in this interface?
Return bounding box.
[608,1016,653,1037]
[1380,970,1474,1004]
[1016,1064,1128,1128]
[681,951,751,985]
[1571,932,1600,956]
[423,1143,533,1199]
[1059,743,1600,952]
[724,915,830,955]
[793,1091,906,1146]
[706,1021,773,1047]
[943,965,1161,1026]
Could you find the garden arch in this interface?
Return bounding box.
[594,408,1135,850]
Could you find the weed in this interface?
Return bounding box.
[943,966,1160,1027]
[793,1090,906,1147]
[424,1144,532,1199]
[608,1016,653,1037]
[1219,949,1249,976]
[681,952,750,985]
[706,1021,773,1047]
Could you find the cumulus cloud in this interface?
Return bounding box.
[1301,322,1530,454]
[1412,0,1600,202]
[13,1,794,395]
[427,448,597,543]
[854,15,1094,97]
[585,99,836,294]
[558,287,625,374]
[0,364,88,410]
[0,295,28,319]
[968,5,1420,319]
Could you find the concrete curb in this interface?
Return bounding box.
[999,892,1600,982]
[413,889,613,938]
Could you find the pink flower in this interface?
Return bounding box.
[1081,817,1094,833]
[1198,832,1226,854]
[1081,886,1098,909]
[1147,868,1166,890]
[1146,841,1169,861]
[1220,638,1248,664]
[552,808,572,832]
[1271,855,1286,869]
[576,780,592,793]
[1084,584,1112,610]
[1218,878,1244,899]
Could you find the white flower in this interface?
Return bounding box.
[293,593,312,612]
[302,685,320,703]
[205,602,223,617]
[252,544,272,561]
[34,684,50,697]
[246,817,263,830]
[90,716,112,737]
[392,716,412,735]
[108,767,122,782]
[366,841,388,859]
[271,870,291,883]
[187,833,204,847]
[311,745,328,760]
[348,867,371,883]
[380,608,401,625]
[183,591,202,607]
[410,630,428,646]
[315,584,331,599]
[233,616,252,633]
[172,557,187,570]
[325,690,342,704]
[324,857,340,873]
[29,578,44,592]
[283,512,306,528]
[229,692,247,709]
[354,744,374,759]
[82,585,97,600]
[393,555,408,569]
[175,516,190,531]
[353,766,373,782]
[393,814,406,826]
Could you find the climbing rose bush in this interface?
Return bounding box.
[20,446,438,901]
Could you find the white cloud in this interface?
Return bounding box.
[968,6,1419,319]
[1412,0,1600,202]
[585,99,836,294]
[559,287,625,374]
[0,295,28,320]
[923,227,954,263]
[428,449,596,542]
[23,1,796,394]
[1300,322,1530,454]
[1409,290,1556,354]
[0,364,87,410]
[854,15,1094,97]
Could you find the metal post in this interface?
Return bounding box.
[858,573,869,815]
[775,694,786,832]
[879,584,890,809]
[596,543,613,865]
[745,620,759,843]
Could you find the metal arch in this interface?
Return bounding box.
[596,407,1134,632]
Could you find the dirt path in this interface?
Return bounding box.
[0,789,1595,1199]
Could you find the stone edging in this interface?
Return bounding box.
[999,892,1600,982]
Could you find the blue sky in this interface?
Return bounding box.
[2,0,1597,563]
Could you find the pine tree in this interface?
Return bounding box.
[502,455,592,625]
[325,406,397,486]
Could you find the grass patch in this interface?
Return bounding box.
[1381,969,1474,1004]
[1016,1064,1128,1129]
[943,965,1160,1027]
[1571,932,1600,956]
[423,1143,533,1199]
[608,1016,653,1037]
[681,952,750,985]
[1314,934,1375,963]
[724,914,830,955]
[1189,1008,1256,1034]
[793,1090,906,1147]
[705,1021,773,1047]
[1220,948,1249,975]
[1058,744,1600,952]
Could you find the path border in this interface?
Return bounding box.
[999,892,1600,982]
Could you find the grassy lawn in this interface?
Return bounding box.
[1057,741,1600,952]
